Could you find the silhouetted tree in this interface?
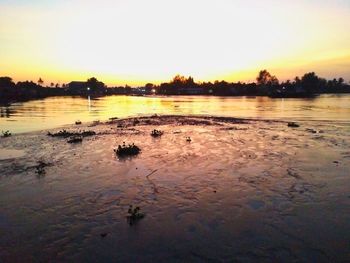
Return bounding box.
[256,70,279,86]
[300,72,321,93]
[38,78,44,86]
[0,77,15,88]
[86,77,105,94]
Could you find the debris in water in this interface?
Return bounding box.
[48,130,96,138]
[151,129,164,137]
[67,136,83,144]
[100,233,108,238]
[288,122,300,128]
[1,130,11,138]
[127,205,145,225]
[114,142,141,157]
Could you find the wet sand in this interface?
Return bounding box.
[0,115,349,262]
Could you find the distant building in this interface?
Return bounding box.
[68,81,88,94]
[68,80,105,95]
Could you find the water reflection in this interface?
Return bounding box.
[0,94,349,133]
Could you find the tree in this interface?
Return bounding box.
[256,70,279,86]
[86,77,104,92]
[38,78,44,86]
[145,83,154,89]
[300,72,320,93]
[172,75,187,85]
[0,77,15,88]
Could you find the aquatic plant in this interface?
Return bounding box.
[67,136,83,144]
[127,205,145,225]
[35,161,48,176]
[114,142,141,157]
[47,130,96,138]
[151,129,164,137]
[1,130,11,138]
[100,233,108,238]
[306,128,317,133]
[287,122,300,128]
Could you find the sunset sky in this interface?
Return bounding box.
[1,0,350,86]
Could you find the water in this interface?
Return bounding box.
[1,96,350,262]
[1,94,350,133]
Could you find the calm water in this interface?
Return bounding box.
[1,94,350,133]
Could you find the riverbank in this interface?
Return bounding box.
[0,115,349,262]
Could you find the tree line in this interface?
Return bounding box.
[155,71,349,96]
[1,70,349,103]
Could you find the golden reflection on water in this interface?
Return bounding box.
[0,94,350,133]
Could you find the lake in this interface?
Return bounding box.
[1,94,350,133]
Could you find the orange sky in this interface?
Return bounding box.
[1,0,350,86]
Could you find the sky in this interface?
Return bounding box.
[0,0,350,86]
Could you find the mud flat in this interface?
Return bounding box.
[0,115,349,262]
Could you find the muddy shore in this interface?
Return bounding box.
[0,115,349,262]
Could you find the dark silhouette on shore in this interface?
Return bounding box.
[1,70,349,104]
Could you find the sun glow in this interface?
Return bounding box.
[1,0,350,85]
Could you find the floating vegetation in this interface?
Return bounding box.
[151,129,164,137]
[287,122,300,128]
[127,205,145,225]
[100,233,108,238]
[34,161,50,177]
[47,130,96,138]
[75,120,82,125]
[114,142,141,157]
[186,136,192,142]
[67,136,83,144]
[1,130,11,138]
[306,128,317,134]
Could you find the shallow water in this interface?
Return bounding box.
[1,94,350,133]
[0,116,349,262]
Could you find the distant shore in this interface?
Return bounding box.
[2,71,350,105]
